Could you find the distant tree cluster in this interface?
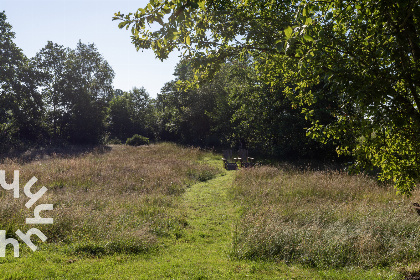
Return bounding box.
[0,11,155,151]
[34,40,114,145]
[155,59,336,159]
[1,10,335,162]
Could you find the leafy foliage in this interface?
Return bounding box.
[58,41,114,144]
[228,61,336,159]
[108,87,156,142]
[32,41,68,140]
[155,60,233,146]
[0,11,44,151]
[155,58,337,160]
[1,19,115,148]
[115,0,420,194]
[126,134,150,146]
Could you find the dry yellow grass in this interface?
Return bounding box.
[231,166,420,268]
[0,143,220,255]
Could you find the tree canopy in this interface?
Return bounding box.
[1,11,117,149]
[34,40,115,144]
[0,11,44,151]
[108,87,155,142]
[115,0,420,194]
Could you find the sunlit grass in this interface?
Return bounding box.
[0,145,411,279]
[230,166,420,269]
[0,143,220,256]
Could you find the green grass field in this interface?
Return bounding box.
[0,143,418,279]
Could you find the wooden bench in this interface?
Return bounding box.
[222,149,238,170]
[236,149,254,168]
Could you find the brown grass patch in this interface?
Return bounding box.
[231,166,420,268]
[0,143,220,255]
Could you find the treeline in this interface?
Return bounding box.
[1,12,112,150]
[155,60,336,159]
[0,11,335,160]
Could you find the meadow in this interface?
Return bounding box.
[231,166,420,269]
[0,143,419,279]
[0,143,219,256]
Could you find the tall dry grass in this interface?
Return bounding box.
[0,143,220,255]
[231,166,420,268]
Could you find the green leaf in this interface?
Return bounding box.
[118,22,127,29]
[276,42,284,52]
[303,34,313,42]
[284,26,293,38]
[156,16,164,25]
[185,35,191,46]
[326,12,333,20]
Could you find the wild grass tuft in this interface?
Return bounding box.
[0,143,220,254]
[230,166,420,268]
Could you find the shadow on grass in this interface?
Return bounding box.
[404,271,420,280]
[71,240,155,257]
[0,145,112,164]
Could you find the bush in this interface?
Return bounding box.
[107,137,122,145]
[126,134,149,146]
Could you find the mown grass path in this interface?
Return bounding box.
[109,168,398,280]
[0,167,279,280]
[105,170,287,279]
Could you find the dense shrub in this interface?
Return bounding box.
[126,134,149,146]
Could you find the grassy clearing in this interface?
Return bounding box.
[0,144,413,279]
[230,166,420,270]
[0,143,220,256]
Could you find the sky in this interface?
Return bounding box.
[2,0,181,98]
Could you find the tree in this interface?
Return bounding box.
[115,0,420,194]
[228,63,336,159]
[0,11,44,151]
[130,87,156,139]
[34,41,115,145]
[108,91,134,141]
[33,41,69,140]
[63,41,115,144]
[108,87,156,142]
[156,60,233,146]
